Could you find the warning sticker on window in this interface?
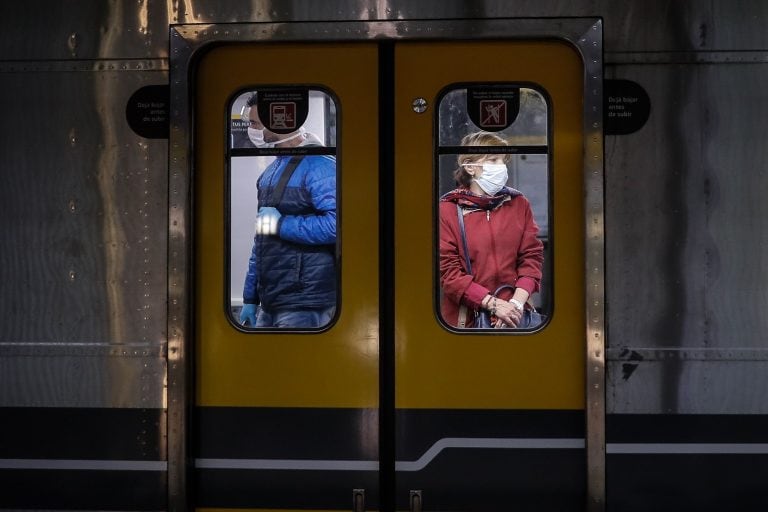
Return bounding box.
[467,87,519,132]
[256,89,309,134]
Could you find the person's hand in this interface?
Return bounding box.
[255,207,282,235]
[240,303,258,326]
[490,298,523,328]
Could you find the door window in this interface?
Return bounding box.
[228,87,339,330]
[435,84,551,330]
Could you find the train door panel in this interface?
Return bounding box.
[192,39,586,511]
[394,41,586,510]
[193,44,381,510]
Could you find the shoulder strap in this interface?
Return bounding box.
[456,204,475,329]
[456,204,526,327]
[266,156,303,208]
[456,204,473,275]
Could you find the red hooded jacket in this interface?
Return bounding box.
[439,187,544,328]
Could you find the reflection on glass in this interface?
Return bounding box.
[229,88,338,330]
[436,86,550,330]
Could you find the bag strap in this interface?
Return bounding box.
[265,155,303,208]
[456,204,472,328]
[490,284,516,296]
[457,306,468,328]
[490,284,538,311]
[456,204,473,275]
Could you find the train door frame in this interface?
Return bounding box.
[169,17,605,512]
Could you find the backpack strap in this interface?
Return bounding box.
[265,156,303,209]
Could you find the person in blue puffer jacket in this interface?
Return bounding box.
[239,102,336,328]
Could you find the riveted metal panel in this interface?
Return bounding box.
[605,62,768,415]
[0,1,171,60]
[606,62,768,351]
[2,1,768,61]
[0,63,168,412]
[0,64,168,347]
[0,350,166,408]
[608,360,768,414]
[178,0,768,53]
[0,61,170,507]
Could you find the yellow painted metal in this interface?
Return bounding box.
[394,41,586,410]
[194,44,379,408]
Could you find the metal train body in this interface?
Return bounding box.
[1,2,767,511]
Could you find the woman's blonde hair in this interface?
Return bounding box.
[453,132,510,187]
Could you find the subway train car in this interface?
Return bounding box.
[1,2,767,511]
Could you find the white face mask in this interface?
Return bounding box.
[469,163,508,195]
[273,127,306,146]
[247,127,273,148]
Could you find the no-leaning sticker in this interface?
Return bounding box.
[467,87,520,132]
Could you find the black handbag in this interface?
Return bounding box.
[456,205,545,330]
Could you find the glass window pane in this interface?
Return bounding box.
[436,85,550,331]
[228,88,338,330]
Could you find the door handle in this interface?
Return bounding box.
[352,489,365,512]
[410,490,423,512]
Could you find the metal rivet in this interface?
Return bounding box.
[68,33,80,57]
[412,97,428,113]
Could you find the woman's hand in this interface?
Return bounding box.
[492,299,523,327]
[483,289,530,328]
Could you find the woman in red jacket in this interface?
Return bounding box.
[439,131,544,328]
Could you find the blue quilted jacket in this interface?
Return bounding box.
[242,155,337,310]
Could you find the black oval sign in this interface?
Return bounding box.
[604,79,651,135]
[126,85,169,139]
[256,88,310,135]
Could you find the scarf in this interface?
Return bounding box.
[440,186,521,211]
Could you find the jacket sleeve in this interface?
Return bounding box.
[242,236,259,304]
[438,203,489,310]
[514,197,544,294]
[278,157,336,245]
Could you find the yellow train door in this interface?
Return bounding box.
[193,43,382,510]
[393,41,586,510]
[183,24,601,512]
